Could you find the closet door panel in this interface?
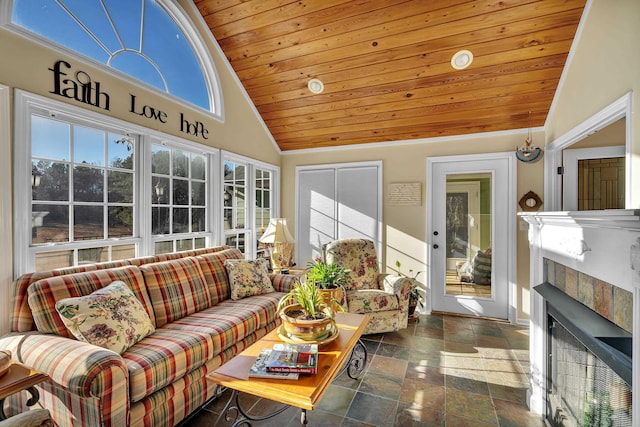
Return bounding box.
[297,169,336,264]
[337,166,379,240]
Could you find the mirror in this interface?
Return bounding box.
[544,93,631,211]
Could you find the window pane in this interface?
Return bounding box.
[108,171,133,203]
[223,185,233,207]
[108,206,133,238]
[192,181,205,206]
[191,154,206,180]
[173,149,188,177]
[152,146,170,175]
[109,134,134,169]
[32,204,68,243]
[194,237,206,249]
[155,240,173,254]
[176,239,192,252]
[74,205,104,240]
[112,244,136,260]
[226,233,245,252]
[32,115,70,161]
[192,208,205,232]
[152,207,170,234]
[79,247,108,264]
[172,208,189,233]
[173,179,189,205]
[35,249,73,271]
[74,166,104,202]
[74,126,104,166]
[152,176,170,204]
[33,161,69,201]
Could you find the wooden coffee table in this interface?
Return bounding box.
[207,312,370,426]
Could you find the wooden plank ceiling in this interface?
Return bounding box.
[194,0,586,151]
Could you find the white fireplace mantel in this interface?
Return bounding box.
[520,209,640,423]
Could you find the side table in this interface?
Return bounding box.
[0,362,49,420]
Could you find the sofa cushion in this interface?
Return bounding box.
[56,281,155,354]
[345,289,400,314]
[123,328,214,402]
[196,248,244,304]
[140,258,212,327]
[224,258,274,300]
[28,266,153,338]
[161,292,284,355]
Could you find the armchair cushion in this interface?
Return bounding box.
[323,239,379,290]
[346,289,400,314]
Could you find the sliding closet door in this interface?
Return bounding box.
[296,162,382,267]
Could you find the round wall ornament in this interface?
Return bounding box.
[519,191,542,211]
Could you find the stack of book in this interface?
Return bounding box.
[249,343,318,379]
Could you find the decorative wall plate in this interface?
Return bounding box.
[519,191,543,211]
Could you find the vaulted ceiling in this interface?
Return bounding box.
[194,0,586,151]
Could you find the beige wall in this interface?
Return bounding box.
[545,0,640,206]
[282,130,544,322]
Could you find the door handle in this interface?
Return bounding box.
[433,244,439,249]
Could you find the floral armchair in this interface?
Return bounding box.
[323,238,412,334]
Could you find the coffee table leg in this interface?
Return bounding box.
[215,388,292,426]
[346,339,368,379]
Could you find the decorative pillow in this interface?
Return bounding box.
[224,258,274,300]
[472,250,492,285]
[55,281,155,354]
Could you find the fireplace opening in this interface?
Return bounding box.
[547,315,632,427]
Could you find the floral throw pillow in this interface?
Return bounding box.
[55,281,155,354]
[224,258,274,300]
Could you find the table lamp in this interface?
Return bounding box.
[259,218,295,272]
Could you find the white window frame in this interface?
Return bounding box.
[221,151,280,259]
[144,136,218,255]
[14,90,221,275]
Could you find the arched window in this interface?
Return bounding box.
[10,0,220,115]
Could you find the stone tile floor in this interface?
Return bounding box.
[185,314,545,426]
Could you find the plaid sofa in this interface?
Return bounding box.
[0,246,299,427]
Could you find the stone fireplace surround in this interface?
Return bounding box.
[521,210,640,424]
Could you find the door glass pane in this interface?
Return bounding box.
[577,157,625,210]
[445,173,492,297]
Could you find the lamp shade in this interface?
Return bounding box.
[259,218,295,243]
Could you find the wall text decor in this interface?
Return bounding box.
[388,182,422,206]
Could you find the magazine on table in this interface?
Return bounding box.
[248,349,299,380]
[266,343,318,374]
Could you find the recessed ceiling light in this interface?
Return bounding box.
[308,78,324,94]
[451,50,473,70]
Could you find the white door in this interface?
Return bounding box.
[427,154,515,320]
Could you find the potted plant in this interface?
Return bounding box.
[305,258,349,289]
[304,258,349,311]
[277,280,343,342]
[395,260,424,316]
